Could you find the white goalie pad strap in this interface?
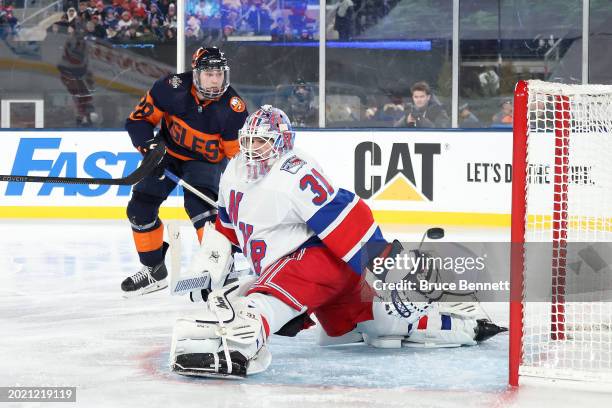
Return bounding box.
[171,222,233,295]
[205,283,241,324]
[209,289,234,373]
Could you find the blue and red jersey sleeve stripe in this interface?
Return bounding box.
[306,188,386,274]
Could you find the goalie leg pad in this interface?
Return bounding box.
[170,283,270,378]
[317,327,365,346]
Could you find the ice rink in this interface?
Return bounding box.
[1,220,611,407]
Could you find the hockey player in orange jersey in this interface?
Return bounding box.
[121,47,248,297]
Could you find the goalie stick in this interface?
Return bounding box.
[0,142,165,185]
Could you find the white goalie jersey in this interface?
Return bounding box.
[214,149,385,276]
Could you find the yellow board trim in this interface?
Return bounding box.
[3,207,610,231]
[525,215,612,232]
[0,206,511,227]
[0,206,189,220]
[373,210,510,227]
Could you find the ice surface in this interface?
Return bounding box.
[0,220,610,407]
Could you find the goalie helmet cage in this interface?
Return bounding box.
[509,80,612,386]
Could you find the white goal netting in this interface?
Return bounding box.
[520,80,612,382]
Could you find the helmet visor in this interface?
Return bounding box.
[193,66,230,99]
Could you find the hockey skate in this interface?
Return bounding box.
[121,261,168,298]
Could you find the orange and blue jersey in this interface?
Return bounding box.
[125,72,248,163]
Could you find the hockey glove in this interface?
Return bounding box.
[137,138,167,180]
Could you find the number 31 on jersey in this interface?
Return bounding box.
[300,168,334,205]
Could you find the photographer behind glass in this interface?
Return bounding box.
[286,77,316,127]
[395,81,450,128]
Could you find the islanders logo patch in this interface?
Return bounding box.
[230,96,246,113]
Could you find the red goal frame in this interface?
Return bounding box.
[509,80,573,386]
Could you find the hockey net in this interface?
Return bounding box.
[510,80,612,385]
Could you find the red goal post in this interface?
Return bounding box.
[510,80,612,386]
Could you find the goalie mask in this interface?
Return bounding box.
[238,105,295,182]
[191,46,230,100]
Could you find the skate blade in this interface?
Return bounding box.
[122,279,168,299]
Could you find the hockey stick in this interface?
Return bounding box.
[166,222,189,296]
[163,169,218,209]
[0,142,165,185]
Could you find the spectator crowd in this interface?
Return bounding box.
[0,3,19,40]
[185,0,319,43]
[48,0,322,44]
[355,80,520,128]
[53,0,178,43]
[26,0,518,128]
